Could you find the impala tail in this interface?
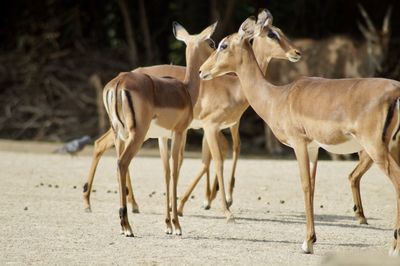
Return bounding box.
[103,74,136,140]
[382,98,400,148]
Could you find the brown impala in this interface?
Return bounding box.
[199,16,400,255]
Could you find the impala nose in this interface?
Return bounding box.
[295,49,301,56]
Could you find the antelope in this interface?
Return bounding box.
[265,5,392,159]
[199,15,400,255]
[82,9,301,221]
[268,5,392,225]
[102,21,217,236]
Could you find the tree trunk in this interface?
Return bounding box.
[116,0,139,67]
[138,0,155,64]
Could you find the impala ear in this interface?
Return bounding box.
[172,21,190,42]
[199,21,218,40]
[257,9,273,27]
[238,16,256,40]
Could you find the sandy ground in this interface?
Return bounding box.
[1,140,400,265]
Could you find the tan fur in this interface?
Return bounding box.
[199,16,400,254]
[99,22,217,237]
[83,10,300,220]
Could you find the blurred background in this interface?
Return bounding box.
[0,0,399,156]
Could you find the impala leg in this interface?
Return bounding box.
[204,125,234,222]
[227,122,241,207]
[126,171,139,213]
[116,121,146,236]
[158,137,173,234]
[308,146,319,215]
[293,142,316,254]
[209,131,228,203]
[348,151,372,224]
[83,128,114,212]
[361,143,400,256]
[178,130,187,176]
[171,132,183,235]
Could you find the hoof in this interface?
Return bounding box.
[165,227,173,235]
[174,228,182,236]
[125,232,134,237]
[301,240,314,254]
[132,207,140,214]
[226,199,233,208]
[203,201,211,210]
[84,207,92,213]
[358,217,368,225]
[389,247,399,257]
[177,210,183,217]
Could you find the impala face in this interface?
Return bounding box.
[199,34,244,80]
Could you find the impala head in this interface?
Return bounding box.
[199,17,256,80]
[253,9,301,63]
[173,21,218,64]
[357,4,392,72]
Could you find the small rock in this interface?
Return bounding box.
[109,242,115,245]
[320,205,324,209]
[35,185,39,188]
[107,190,111,193]
[73,186,77,189]
[48,184,52,188]
[267,202,270,205]
[151,191,156,195]
[190,195,195,199]
[163,192,166,196]
[280,200,285,204]
[92,189,96,193]
[55,185,59,188]
[114,190,117,194]
[149,194,152,198]
[267,210,270,213]
[24,207,28,211]
[257,196,261,200]
[40,183,44,186]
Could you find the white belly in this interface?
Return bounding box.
[145,120,172,139]
[189,119,203,130]
[314,138,362,154]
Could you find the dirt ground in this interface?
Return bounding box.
[1,140,400,265]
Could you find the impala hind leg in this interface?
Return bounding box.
[126,171,139,213]
[360,143,400,256]
[226,122,241,207]
[115,131,146,237]
[158,137,173,234]
[204,125,233,222]
[293,142,316,254]
[348,151,372,224]
[83,129,114,212]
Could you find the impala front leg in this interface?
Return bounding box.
[158,137,173,234]
[348,151,372,224]
[293,141,316,254]
[227,122,241,207]
[204,125,234,222]
[171,132,183,235]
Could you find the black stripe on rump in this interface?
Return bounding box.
[114,80,125,128]
[382,98,398,142]
[124,90,136,128]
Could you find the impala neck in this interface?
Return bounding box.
[183,45,202,106]
[235,41,280,122]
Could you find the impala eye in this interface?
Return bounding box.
[207,39,216,49]
[267,30,278,40]
[218,43,228,51]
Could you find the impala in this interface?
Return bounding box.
[82,9,301,221]
[265,4,392,158]
[102,22,217,236]
[199,16,400,255]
